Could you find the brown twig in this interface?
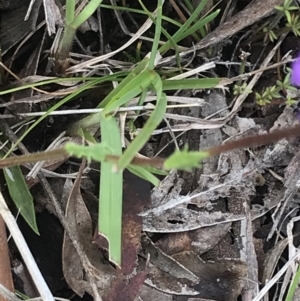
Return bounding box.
[208,125,300,157]
[0,124,299,170]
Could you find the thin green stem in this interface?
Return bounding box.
[71,0,103,29]
[66,0,75,24]
[147,0,163,70]
[56,25,76,62]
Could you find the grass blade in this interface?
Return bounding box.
[159,0,210,52]
[103,70,156,114]
[3,166,39,234]
[127,165,160,187]
[162,78,220,90]
[117,75,167,170]
[99,58,150,108]
[99,114,123,266]
[178,10,220,41]
[71,0,104,29]
[148,0,163,69]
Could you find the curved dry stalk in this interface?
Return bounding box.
[0,192,55,301]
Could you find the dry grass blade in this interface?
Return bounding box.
[67,4,160,73]
[0,192,55,301]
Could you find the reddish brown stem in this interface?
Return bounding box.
[208,124,300,157]
[0,124,299,169]
[0,149,69,168]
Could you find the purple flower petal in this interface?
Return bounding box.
[297,110,300,122]
[291,55,300,86]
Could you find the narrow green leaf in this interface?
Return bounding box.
[71,0,104,29]
[117,76,167,170]
[148,0,163,69]
[138,0,182,66]
[127,165,160,187]
[139,165,168,176]
[4,166,39,234]
[76,60,154,131]
[159,0,209,52]
[285,264,300,301]
[99,58,150,108]
[99,115,123,266]
[162,78,220,90]
[103,70,156,114]
[178,10,220,41]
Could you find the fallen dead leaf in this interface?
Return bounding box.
[62,161,115,297]
[173,251,247,301]
[155,223,232,256]
[261,238,288,285]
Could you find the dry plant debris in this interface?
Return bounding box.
[3,0,300,301]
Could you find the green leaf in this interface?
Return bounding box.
[176,10,220,42]
[117,75,167,170]
[164,146,210,171]
[103,69,156,114]
[127,165,160,187]
[159,0,210,52]
[75,59,153,131]
[99,114,123,266]
[99,58,150,109]
[141,165,168,176]
[4,166,39,234]
[64,142,111,162]
[65,0,75,24]
[162,78,220,90]
[71,0,104,29]
[148,0,163,69]
[285,264,300,301]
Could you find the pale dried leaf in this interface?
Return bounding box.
[62,172,114,297]
[144,263,199,296]
[135,285,173,301]
[140,235,199,284]
[43,0,62,35]
[261,238,288,285]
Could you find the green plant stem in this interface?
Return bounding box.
[56,25,76,64]
[285,265,300,301]
[66,0,75,24]
[71,0,103,29]
[55,0,104,73]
